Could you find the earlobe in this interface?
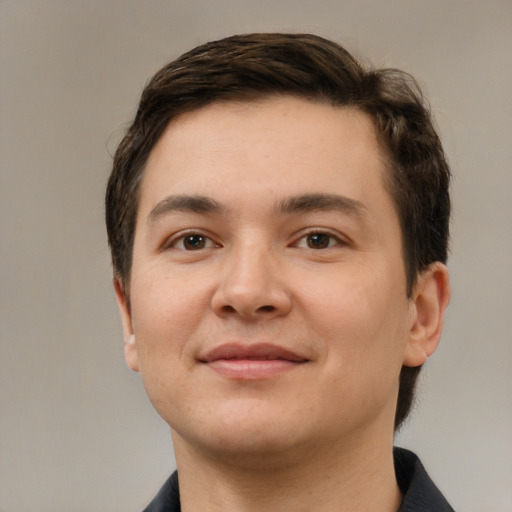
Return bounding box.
[113,278,140,372]
[403,263,451,367]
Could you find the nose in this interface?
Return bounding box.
[211,243,292,321]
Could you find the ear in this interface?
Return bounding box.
[403,263,451,367]
[114,277,140,372]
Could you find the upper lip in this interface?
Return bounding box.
[199,343,308,363]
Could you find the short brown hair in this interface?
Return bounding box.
[106,33,450,429]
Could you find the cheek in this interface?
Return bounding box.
[128,273,208,422]
[129,269,213,366]
[284,272,407,434]
[298,264,409,367]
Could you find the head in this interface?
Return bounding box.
[106,33,450,430]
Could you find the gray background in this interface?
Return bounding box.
[1,1,511,511]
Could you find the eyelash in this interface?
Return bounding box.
[166,229,346,251]
[293,229,347,250]
[166,231,220,251]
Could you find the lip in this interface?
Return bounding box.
[199,343,309,380]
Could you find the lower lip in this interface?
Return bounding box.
[204,359,305,379]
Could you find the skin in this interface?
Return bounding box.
[115,97,450,511]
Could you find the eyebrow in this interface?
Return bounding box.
[276,193,368,217]
[148,194,224,223]
[147,192,368,224]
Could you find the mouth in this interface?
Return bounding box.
[198,343,309,380]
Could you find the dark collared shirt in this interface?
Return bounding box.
[143,447,455,511]
[394,448,455,511]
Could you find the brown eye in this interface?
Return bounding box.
[306,233,332,249]
[182,234,207,250]
[168,232,219,252]
[168,231,220,252]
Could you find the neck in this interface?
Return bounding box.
[171,429,402,512]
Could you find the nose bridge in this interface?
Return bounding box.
[212,236,291,319]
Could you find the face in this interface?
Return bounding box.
[116,97,432,462]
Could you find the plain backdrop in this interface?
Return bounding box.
[1,1,511,511]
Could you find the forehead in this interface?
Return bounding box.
[146,97,381,164]
[139,97,389,212]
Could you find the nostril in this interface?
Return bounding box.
[258,305,276,312]
[221,304,275,314]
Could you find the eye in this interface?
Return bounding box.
[170,233,218,251]
[295,231,343,249]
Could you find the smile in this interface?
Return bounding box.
[199,343,309,380]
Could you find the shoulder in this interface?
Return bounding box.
[394,447,455,512]
[142,471,181,512]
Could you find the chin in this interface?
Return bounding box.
[170,400,312,464]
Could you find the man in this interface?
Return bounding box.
[106,33,453,511]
